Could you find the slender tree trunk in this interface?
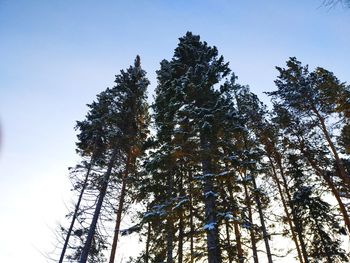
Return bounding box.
[79,149,117,263]
[226,177,244,263]
[166,168,175,263]
[239,123,270,262]
[166,220,175,263]
[242,181,259,263]
[189,170,195,263]
[292,217,309,263]
[267,156,304,263]
[200,137,222,263]
[218,180,234,263]
[145,222,151,263]
[251,175,273,263]
[166,217,174,263]
[313,108,350,187]
[324,175,350,232]
[59,159,93,263]
[224,219,233,263]
[233,214,244,263]
[178,214,184,263]
[203,175,221,263]
[178,171,184,263]
[108,151,132,263]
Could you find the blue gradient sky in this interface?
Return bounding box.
[1,0,349,262]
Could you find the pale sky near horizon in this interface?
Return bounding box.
[1,1,350,262]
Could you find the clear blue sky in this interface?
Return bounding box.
[0,1,349,262]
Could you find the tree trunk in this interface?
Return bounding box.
[166,168,175,263]
[201,137,222,263]
[324,175,350,233]
[59,160,93,263]
[178,212,184,263]
[242,180,259,263]
[166,218,174,263]
[178,170,185,263]
[226,177,244,263]
[79,149,117,263]
[224,219,233,263]
[233,215,244,263]
[313,108,350,187]
[108,151,132,263]
[218,180,234,263]
[189,169,195,263]
[145,222,151,263]
[267,156,304,263]
[238,121,269,262]
[251,175,273,263]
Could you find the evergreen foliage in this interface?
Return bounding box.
[56,33,350,263]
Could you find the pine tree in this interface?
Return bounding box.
[108,55,150,263]
[59,86,119,263]
[78,56,149,263]
[230,80,274,263]
[150,32,234,263]
[230,81,305,262]
[268,58,350,190]
[57,35,350,263]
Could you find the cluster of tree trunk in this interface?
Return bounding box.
[56,33,350,263]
